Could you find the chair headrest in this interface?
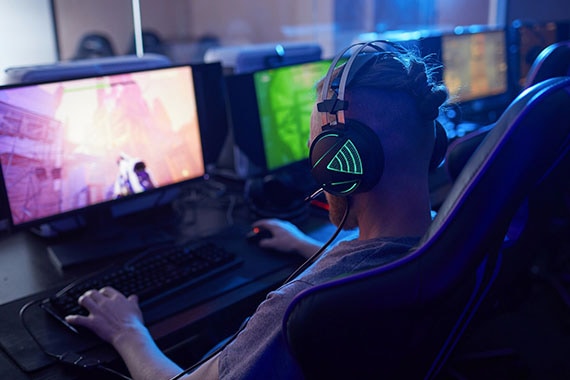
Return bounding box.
[525,40,570,88]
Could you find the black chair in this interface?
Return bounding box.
[73,33,116,60]
[445,40,570,183]
[128,30,168,56]
[282,77,570,379]
[444,123,494,182]
[524,40,570,89]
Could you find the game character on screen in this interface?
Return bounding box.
[113,153,155,198]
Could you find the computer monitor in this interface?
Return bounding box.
[205,42,322,74]
[441,27,509,123]
[224,59,333,178]
[0,64,208,231]
[508,20,570,91]
[3,54,172,85]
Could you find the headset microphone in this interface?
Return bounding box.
[304,187,324,202]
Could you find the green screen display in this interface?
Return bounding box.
[253,60,332,171]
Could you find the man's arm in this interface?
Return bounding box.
[253,219,323,259]
[65,287,218,380]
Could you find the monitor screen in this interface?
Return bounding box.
[509,20,570,89]
[225,59,332,177]
[442,29,508,104]
[0,65,206,229]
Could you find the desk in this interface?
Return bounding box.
[0,178,343,379]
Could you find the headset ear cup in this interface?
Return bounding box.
[310,120,384,196]
[430,120,448,171]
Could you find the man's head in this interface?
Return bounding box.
[309,42,448,228]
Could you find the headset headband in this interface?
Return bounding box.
[319,40,401,125]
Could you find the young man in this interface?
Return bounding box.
[65,42,448,379]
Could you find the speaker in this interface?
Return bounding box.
[310,40,447,197]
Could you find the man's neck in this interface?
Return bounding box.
[353,184,432,241]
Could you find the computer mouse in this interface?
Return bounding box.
[246,226,273,244]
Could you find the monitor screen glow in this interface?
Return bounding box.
[0,65,205,228]
[442,29,508,104]
[253,59,332,172]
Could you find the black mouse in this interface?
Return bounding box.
[246,226,273,244]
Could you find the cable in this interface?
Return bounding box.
[281,195,350,285]
[19,299,65,360]
[19,299,132,380]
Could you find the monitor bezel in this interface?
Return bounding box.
[224,70,270,177]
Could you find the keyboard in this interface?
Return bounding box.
[41,240,243,331]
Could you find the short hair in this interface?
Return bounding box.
[317,47,447,122]
[315,46,448,171]
[345,49,448,121]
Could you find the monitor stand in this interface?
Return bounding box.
[47,227,174,272]
[43,202,178,272]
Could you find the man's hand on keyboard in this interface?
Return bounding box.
[64,286,193,379]
[65,286,145,344]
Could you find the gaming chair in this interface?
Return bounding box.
[282,77,570,379]
[524,40,570,88]
[73,33,116,60]
[446,39,570,182]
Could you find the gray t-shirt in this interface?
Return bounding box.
[219,236,419,379]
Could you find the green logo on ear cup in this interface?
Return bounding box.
[326,139,363,175]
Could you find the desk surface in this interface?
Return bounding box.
[0,180,346,379]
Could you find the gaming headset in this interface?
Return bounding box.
[309,40,448,197]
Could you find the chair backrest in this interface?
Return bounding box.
[524,40,570,88]
[128,30,167,56]
[283,77,570,379]
[445,41,570,182]
[74,33,116,60]
[445,123,493,181]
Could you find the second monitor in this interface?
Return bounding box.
[225,59,332,179]
[440,27,510,124]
